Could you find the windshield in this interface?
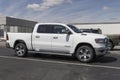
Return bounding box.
[67,25,81,33]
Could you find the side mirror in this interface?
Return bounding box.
[66,30,72,35]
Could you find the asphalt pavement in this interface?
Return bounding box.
[0,46,120,80]
[0,41,5,47]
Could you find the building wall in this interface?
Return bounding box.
[0,16,37,40]
[0,16,6,25]
[0,25,5,39]
[9,26,18,32]
[6,17,37,27]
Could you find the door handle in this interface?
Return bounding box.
[53,37,58,39]
[35,36,40,38]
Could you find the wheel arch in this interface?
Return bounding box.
[14,40,27,49]
[74,43,95,54]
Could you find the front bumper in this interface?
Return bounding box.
[95,47,109,56]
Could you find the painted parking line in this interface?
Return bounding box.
[0,55,120,70]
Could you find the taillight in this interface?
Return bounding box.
[6,34,9,40]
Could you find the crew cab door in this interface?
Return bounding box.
[32,25,53,51]
[51,25,73,53]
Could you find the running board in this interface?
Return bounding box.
[28,51,72,56]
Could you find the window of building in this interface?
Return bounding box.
[6,26,10,32]
[18,26,33,33]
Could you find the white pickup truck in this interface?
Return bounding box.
[6,23,109,63]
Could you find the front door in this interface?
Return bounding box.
[51,25,73,53]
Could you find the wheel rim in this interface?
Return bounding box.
[15,45,25,56]
[78,48,91,61]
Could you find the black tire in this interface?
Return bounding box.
[75,45,95,63]
[108,41,114,50]
[15,43,27,57]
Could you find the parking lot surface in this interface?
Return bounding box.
[0,46,120,80]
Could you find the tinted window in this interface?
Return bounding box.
[67,25,81,33]
[37,25,70,34]
[37,25,53,33]
[53,25,68,34]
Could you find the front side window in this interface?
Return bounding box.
[67,25,81,33]
[53,25,68,34]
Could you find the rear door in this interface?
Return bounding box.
[32,25,53,51]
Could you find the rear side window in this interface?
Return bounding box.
[37,25,53,33]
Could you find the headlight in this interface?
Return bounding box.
[95,38,105,43]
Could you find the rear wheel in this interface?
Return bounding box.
[15,43,27,57]
[75,45,95,63]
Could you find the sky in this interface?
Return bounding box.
[0,0,120,23]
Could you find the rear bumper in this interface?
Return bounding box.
[95,47,109,56]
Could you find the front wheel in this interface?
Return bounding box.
[75,45,95,63]
[15,43,27,57]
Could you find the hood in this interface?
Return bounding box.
[77,33,107,39]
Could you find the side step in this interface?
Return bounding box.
[28,51,73,56]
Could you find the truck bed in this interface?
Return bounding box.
[7,33,32,50]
